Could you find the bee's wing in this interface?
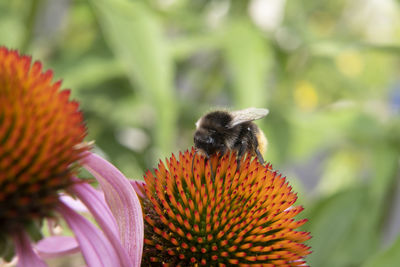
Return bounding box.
[229,108,269,127]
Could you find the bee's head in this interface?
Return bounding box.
[193,128,218,156]
[194,111,231,156]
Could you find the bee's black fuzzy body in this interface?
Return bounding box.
[194,109,268,166]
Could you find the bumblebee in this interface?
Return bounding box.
[193,108,269,168]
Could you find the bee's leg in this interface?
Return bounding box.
[205,155,215,181]
[218,146,227,166]
[236,143,247,173]
[255,148,265,165]
[220,146,227,158]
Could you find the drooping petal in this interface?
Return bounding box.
[57,200,123,267]
[13,230,47,267]
[70,181,133,266]
[130,180,146,199]
[36,236,79,258]
[82,152,143,265]
[59,194,89,213]
[70,180,118,236]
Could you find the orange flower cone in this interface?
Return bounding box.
[138,149,311,266]
[0,47,87,241]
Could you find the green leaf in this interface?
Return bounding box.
[305,188,366,267]
[363,233,400,267]
[304,145,399,267]
[89,0,177,156]
[369,146,399,202]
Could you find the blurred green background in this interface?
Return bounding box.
[1,0,400,266]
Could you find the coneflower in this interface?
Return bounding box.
[0,46,87,248]
[137,149,311,266]
[0,47,143,266]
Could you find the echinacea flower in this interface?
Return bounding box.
[0,46,86,261]
[0,47,143,266]
[135,149,311,266]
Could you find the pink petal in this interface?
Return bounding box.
[57,201,125,267]
[59,194,89,213]
[130,180,146,199]
[71,180,119,236]
[13,230,47,267]
[82,152,143,266]
[36,236,79,258]
[70,182,132,266]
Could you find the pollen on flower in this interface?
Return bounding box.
[0,47,87,234]
[138,148,311,266]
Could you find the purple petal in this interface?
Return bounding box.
[70,182,132,266]
[82,152,143,266]
[130,180,146,199]
[36,236,79,258]
[57,201,124,267]
[71,180,119,236]
[60,194,89,213]
[13,230,47,267]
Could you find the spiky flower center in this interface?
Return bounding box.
[0,47,87,233]
[141,149,311,266]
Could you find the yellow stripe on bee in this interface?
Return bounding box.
[256,129,267,156]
